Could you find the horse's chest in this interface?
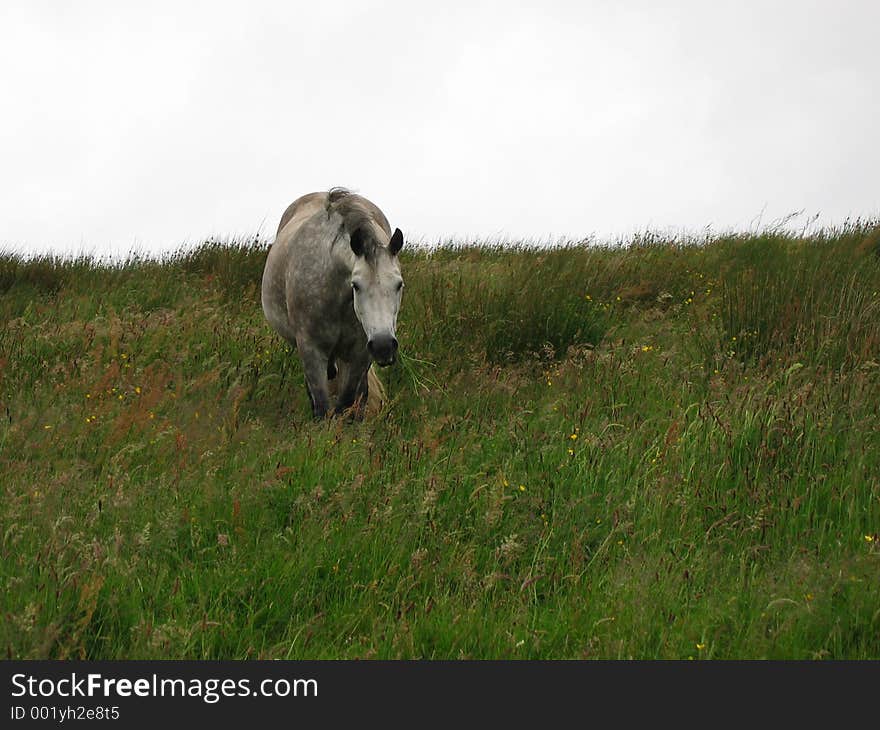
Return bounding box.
[332,300,364,351]
[302,295,363,354]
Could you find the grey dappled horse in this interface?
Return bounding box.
[261,188,404,419]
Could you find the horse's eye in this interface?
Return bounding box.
[351,281,360,293]
[396,281,404,292]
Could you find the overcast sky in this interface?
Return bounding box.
[2,0,878,257]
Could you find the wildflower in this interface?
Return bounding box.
[641,345,653,352]
[567,448,574,456]
[135,387,141,394]
[44,425,51,430]
[503,479,509,487]
[519,485,525,492]
[585,294,592,301]
[570,433,577,440]
[804,593,814,602]
[696,643,706,651]
[547,379,552,386]
[865,535,875,543]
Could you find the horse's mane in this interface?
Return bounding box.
[327,187,381,257]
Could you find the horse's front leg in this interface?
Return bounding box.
[334,361,369,418]
[297,340,331,419]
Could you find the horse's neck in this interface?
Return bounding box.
[329,237,357,278]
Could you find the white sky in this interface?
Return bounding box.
[1,0,878,257]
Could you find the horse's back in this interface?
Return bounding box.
[275,192,328,237]
[277,190,392,240]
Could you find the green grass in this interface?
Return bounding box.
[2,223,879,659]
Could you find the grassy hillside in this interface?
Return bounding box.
[2,223,879,659]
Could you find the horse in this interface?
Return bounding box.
[261,188,404,419]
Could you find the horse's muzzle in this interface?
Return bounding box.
[368,335,398,366]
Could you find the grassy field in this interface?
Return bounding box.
[2,223,879,659]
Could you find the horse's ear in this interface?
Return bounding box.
[350,227,366,257]
[389,228,404,256]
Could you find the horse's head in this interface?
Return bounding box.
[349,227,404,366]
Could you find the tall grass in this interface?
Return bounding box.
[402,246,610,365]
[1,222,879,659]
[717,236,880,369]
